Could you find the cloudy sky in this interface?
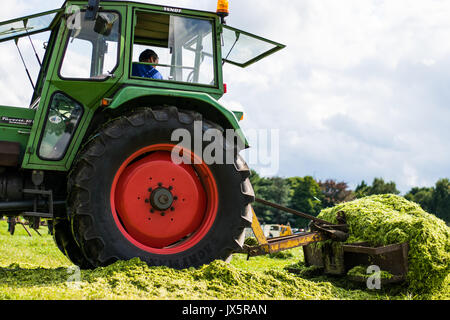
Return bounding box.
[1,0,449,193]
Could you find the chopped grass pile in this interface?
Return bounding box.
[0,257,367,300]
[317,194,450,293]
[0,219,448,300]
[347,266,394,280]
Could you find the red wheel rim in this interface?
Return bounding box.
[110,144,218,255]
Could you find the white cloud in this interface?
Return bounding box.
[222,0,450,193]
[0,0,448,193]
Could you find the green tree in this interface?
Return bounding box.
[370,178,400,195]
[355,178,400,198]
[355,180,370,198]
[405,187,434,213]
[250,170,291,225]
[288,176,323,228]
[431,179,450,223]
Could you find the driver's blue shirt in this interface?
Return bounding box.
[132,63,163,80]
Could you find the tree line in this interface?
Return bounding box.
[250,170,450,228]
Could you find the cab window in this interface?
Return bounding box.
[38,93,83,160]
[132,11,216,86]
[60,11,120,80]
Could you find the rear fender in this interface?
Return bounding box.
[105,87,249,148]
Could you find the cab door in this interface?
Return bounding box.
[22,5,126,171]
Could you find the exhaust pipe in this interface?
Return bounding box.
[0,200,66,218]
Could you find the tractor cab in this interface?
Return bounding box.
[0,1,285,100]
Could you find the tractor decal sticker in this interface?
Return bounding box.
[163,7,182,13]
[0,116,34,127]
[49,115,63,124]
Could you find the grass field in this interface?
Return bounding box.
[0,220,448,300]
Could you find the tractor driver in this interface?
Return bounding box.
[132,49,163,80]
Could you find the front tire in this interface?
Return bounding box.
[68,107,254,268]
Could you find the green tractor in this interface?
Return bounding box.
[0,0,285,269]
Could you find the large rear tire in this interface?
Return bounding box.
[68,107,254,268]
[52,219,94,269]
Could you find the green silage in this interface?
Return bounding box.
[77,258,381,300]
[0,218,448,300]
[317,194,450,293]
[347,266,394,280]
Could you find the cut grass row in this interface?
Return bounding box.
[0,220,448,300]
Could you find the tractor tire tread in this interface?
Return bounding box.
[68,106,254,268]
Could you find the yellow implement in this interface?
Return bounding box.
[245,205,331,258]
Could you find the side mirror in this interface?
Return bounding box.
[94,13,115,36]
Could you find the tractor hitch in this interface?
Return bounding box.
[310,221,349,242]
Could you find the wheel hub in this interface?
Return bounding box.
[150,187,174,211]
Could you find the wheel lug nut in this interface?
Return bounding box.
[161,212,166,217]
[148,188,152,192]
[169,186,173,191]
[158,183,163,187]
[170,207,175,211]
